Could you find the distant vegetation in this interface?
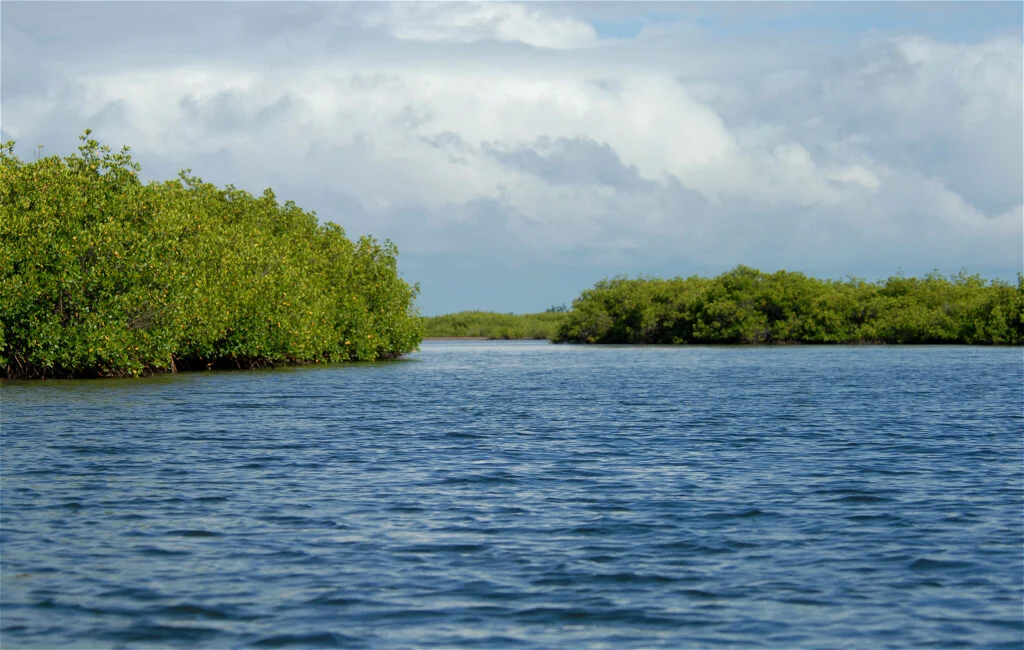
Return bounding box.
[553,266,1023,345]
[5,135,1017,381]
[1,133,423,379]
[423,310,568,340]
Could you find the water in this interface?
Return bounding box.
[1,342,1021,648]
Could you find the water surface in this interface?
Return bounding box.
[2,342,1022,648]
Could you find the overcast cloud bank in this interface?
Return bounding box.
[3,2,1021,314]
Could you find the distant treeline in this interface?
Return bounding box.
[423,311,568,340]
[553,266,1023,345]
[1,133,423,379]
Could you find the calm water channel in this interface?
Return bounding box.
[1,342,1022,648]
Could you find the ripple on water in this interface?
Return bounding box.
[1,343,1021,648]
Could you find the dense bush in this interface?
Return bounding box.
[1,133,423,378]
[554,266,1023,345]
[422,311,567,340]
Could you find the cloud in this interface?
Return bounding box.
[363,2,597,49]
[2,2,1020,312]
[482,136,651,191]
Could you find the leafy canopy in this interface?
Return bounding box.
[554,266,1023,345]
[1,132,423,378]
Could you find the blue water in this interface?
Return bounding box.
[1,342,1021,648]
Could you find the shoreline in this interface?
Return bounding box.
[424,337,544,341]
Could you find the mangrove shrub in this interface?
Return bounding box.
[422,311,568,340]
[554,266,1023,345]
[0,133,423,378]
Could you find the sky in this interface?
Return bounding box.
[2,2,1022,315]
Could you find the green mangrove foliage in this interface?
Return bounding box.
[423,311,568,340]
[1,133,423,378]
[554,266,1023,345]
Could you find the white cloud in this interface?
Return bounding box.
[363,2,597,50]
[2,2,1021,311]
[824,164,881,191]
